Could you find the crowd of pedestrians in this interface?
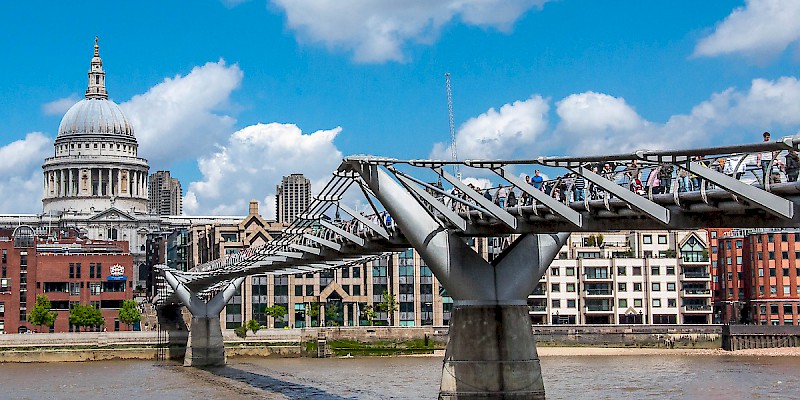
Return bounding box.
[450,132,799,211]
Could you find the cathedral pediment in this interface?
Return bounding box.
[88,207,138,222]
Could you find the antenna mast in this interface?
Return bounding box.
[445,73,460,180]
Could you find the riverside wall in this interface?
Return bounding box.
[0,325,724,362]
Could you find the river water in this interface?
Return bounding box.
[1,354,799,399]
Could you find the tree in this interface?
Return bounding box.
[27,294,57,331]
[360,304,377,326]
[264,304,287,327]
[246,319,261,334]
[69,304,105,332]
[118,299,141,330]
[234,325,248,338]
[308,301,321,327]
[376,291,398,326]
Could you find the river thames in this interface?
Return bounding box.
[1,354,799,399]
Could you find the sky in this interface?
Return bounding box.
[2,0,800,217]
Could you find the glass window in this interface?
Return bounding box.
[633,283,642,292]
[617,266,626,276]
[566,283,575,292]
[643,235,652,244]
[618,282,627,292]
[565,267,575,276]
[551,267,560,276]
[567,299,576,308]
[667,298,677,307]
[551,299,561,308]
[666,266,675,275]
[652,299,661,307]
[651,266,660,275]
[667,282,676,291]
[551,283,560,292]
[652,282,661,291]
[619,299,628,308]
[634,299,643,307]
[658,235,667,244]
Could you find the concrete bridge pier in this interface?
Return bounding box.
[162,270,244,367]
[349,162,567,399]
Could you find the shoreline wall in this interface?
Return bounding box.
[0,325,724,363]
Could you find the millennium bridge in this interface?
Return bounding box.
[156,136,800,399]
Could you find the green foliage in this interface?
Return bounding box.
[246,319,261,334]
[264,304,288,321]
[234,325,248,338]
[359,305,377,326]
[376,291,398,326]
[27,294,58,329]
[663,249,677,258]
[118,299,141,327]
[324,306,339,326]
[69,304,105,331]
[307,301,320,318]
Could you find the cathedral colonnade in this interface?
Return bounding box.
[43,167,148,199]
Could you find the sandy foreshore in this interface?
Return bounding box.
[420,347,800,358]
[536,346,800,357]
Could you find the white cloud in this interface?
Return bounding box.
[270,0,551,62]
[462,177,492,190]
[554,77,800,156]
[0,132,53,213]
[120,60,242,168]
[184,123,343,216]
[42,95,80,116]
[694,0,800,59]
[431,95,549,161]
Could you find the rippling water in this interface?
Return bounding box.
[1,354,798,399]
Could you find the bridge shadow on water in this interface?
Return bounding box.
[203,365,357,400]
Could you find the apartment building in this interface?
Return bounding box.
[717,229,800,325]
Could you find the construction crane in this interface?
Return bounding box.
[445,72,460,180]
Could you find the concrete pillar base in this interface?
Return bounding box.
[184,316,225,367]
[439,305,544,400]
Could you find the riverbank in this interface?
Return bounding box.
[536,346,800,357]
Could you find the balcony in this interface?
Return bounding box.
[583,289,614,297]
[682,305,712,313]
[583,273,612,281]
[681,288,711,297]
[681,272,710,280]
[584,304,613,313]
[529,306,547,313]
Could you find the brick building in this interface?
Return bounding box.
[716,229,800,325]
[0,226,133,333]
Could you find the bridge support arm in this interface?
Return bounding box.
[162,269,245,367]
[347,161,567,399]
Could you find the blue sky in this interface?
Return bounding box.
[2,0,800,216]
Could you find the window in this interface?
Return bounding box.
[783,251,789,260]
[667,283,675,291]
[783,268,790,277]
[770,268,776,277]
[770,286,777,295]
[566,267,575,276]
[771,304,779,314]
[666,266,675,275]
[769,251,775,260]
[551,283,560,292]
[634,299,643,307]
[658,235,667,244]
[617,266,626,276]
[89,283,101,296]
[736,240,742,249]
[643,235,652,244]
[652,283,661,291]
[353,267,361,278]
[632,266,642,276]
[784,285,791,295]
[618,282,627,292]
[69,282,80,296]
[352,285,361,296]
[619,299,628,308]
[294,285,302,296]
[759,269,764,277]
[551,267,560,276]
[75,263,81,279]
[652,299,661,307]
[651,266,660,275]
[341,267,349,278]
[667,299,677,307]
[69,263,74,279]
[551,299,561,308]
[633,283,642,292]
[305,285,314,296]
[566,283,576,292]
[680,236,707,262]
[567,299,576,308]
